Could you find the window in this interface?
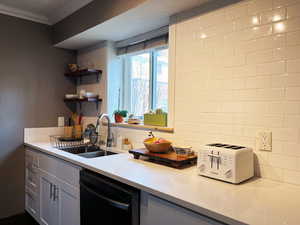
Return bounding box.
[122,47,168,118]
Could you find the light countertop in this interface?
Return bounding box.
[25,141,300,225]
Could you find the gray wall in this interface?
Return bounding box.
[52,0,147,45]
[0,14,76,219]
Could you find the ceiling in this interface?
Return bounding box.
[55,0,212,50]
[0,0,94,25]
[0,0,215,50]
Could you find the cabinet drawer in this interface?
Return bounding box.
[25,188,39,220]
[141,193,225,225]
[25,167,39,193]
[39,153,80,188]
[26,148,39,168]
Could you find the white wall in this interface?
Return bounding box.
[77,0,300,186]
[77,41,108,118]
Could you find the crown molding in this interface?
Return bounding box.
[0,3,50,25]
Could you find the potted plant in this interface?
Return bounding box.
[114,110,128,123]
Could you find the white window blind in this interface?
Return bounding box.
[116,26,169,56]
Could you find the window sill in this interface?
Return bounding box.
[110,122,174,133]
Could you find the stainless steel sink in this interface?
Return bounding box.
[78,150,116,158]
[61,146,117,158]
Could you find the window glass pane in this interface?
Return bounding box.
[153,48,168,112]
[130,53,150,117]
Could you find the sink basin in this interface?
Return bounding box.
[78,150,116,158]
[61,146,117,158]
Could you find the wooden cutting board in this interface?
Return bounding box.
[129,148,197,169]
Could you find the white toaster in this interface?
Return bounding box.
[197,143,254,184]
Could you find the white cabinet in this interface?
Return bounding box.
[25,147,80,225]
[39,169,80,225]
[25,148,40,221]
[140,192,225,225]
[58,181,80,225]
[25,188,39,219]
[39,171,59,225]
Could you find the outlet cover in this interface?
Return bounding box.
[258,131,272,151]
[58,117,65,127]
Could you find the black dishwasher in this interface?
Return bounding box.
[80,169,140,225]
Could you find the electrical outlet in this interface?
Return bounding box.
[258,131,272,151]
[58,116,65,127]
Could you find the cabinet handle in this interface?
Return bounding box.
[53,185,59,201]
[50,183,53,200]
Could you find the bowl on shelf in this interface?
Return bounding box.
[65,94,79,99]
[143,138,172,153]
[84,92,98,98]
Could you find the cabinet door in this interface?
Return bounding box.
[58,180,80,225]
[39,172,59,225]
[141,192,225,225]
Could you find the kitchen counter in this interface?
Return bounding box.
[25,141,300,225]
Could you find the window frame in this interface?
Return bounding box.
[121,45,168,117]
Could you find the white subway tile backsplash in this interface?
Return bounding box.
[273,17,300,34]
[111,0,300,185]
[283,101,300,114]
[283,142,300,156]
[269,154,300,170]
[257,165,284,182]
[256,88,285,100]
[285,45,300,59]
[272,128,299,141]
[274,0,300,8]
[287,30,300,45]
[256,61,286,75]
[286,73,300,86]
[254,151,270,165]
[246,76,271,89]
[286,87,300,99]
[284,115,300,127]
[235,15,261,30]
[287,59,300,72]
[283,170,300,185]
[271,74,288,87]
[261,8,287,24]
[244,101,268,113]
[247,0,273,15]
[240,34,285,53]
[287,2,300,18]
[226,2,249,20]
[243,25,273,41]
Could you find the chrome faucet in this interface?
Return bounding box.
[95,113,113,151]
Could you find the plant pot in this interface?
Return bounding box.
[114,114,123,123]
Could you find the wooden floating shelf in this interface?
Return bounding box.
[64,97,102,103]
[64,97,102,110]
[65,69,102,83]
[65,69,102,77]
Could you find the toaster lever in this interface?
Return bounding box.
[217,152,220,170]
[208,152,221,169]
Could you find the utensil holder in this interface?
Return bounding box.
[64,126,73,138]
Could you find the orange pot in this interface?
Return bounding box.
[114,114,123,123]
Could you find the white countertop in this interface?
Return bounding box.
[25,141,300,225]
